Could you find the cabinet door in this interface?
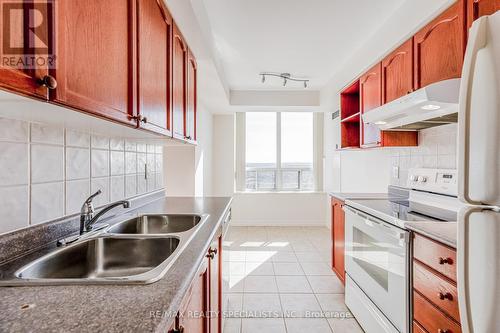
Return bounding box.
[208,236,221,333]
[179,260,209,333]
[331,198,345,285]
[414,0,466,89]
[0,0,51,98]
[137,0,172,136]
[186,49,197,143]
[51,0,137,126]
[172,23,187,140]
[382,39,414,104]
[360,63,382,147]
[467,0,500,27]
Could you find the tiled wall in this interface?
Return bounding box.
[390,123,458,187]
[0,117,164,234]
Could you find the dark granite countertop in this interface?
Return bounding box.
[0,196,232,333]
[405,222,457,248]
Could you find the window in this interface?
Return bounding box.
[242,112,315,191]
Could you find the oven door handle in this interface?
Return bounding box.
[344,206,409,243]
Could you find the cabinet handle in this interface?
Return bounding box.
[206,247,217,259]
[169,326,184,333]
[185,135,192,140]
[141,117,148,124]
[130,115,147,123]
[38,75,57,89]
[438,292,453,301]
[438,329,449,333]
[438,257,453,265]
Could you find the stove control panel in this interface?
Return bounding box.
[408,168,458,196]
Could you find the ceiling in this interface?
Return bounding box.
[202,0,406,91]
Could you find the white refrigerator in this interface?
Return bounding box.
[457,10,500,333]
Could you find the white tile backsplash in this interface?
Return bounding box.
[0,186,29,233]
[31,182,64,224]
[31,123,64,145]
[91,149,110,178]
[0,142,29,186]
[110,151,125,176]
[110,176,125,201]
[0,118,29,142]
[390,124,458,187]
[0,117,165,234]
[66,147,90,180]
[66,179,90,215]
[66,130,90,148]
[31,145,64,183]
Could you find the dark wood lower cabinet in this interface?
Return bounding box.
[331,197,345,285]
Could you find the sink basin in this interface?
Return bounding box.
[16,237,179,282]
[107,214,202,234]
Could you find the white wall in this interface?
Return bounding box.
[231,192,328,227]
[212,114,235,196]
[195,104,214,196]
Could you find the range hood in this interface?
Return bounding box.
[363,78,460,130]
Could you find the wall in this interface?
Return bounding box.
[212,114,235,196]
[390,124,458,187]
[195,104,213,196]
[0,117,164,234]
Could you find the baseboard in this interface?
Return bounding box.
[230,220,328,227]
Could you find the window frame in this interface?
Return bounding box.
[236,111,321,193]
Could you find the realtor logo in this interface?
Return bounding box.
[1,0,55,68]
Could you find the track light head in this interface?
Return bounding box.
[304,81,307,88]
[261,75,265,83]
[283,78,287,86]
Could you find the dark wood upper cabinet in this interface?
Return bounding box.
[0,0,51,99]
[467,0,500,27]
[382,38,414,104]
[51,0,137,126]
[186,49,197,143]
[360,63,382,147]
[414,0,466,89]
[172,23,187,140]
[137,0,172,136]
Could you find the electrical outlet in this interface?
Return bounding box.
[392,166,399,179]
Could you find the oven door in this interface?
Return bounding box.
[344,206,410,333]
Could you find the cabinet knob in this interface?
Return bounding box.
[38,75,57,89]
[169,326,184,333]
[206,247,217,259]
[438,292,453,301]
[141,117,148,124]
[438,329,449,333]
[439,257,452,265]
[185,135,192,140]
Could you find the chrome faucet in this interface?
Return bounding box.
[80,190,130,235]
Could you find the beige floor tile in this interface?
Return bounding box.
[295,251,325,263]
[273,262,304,276]
[242,293,283,318]
[245,262,274,276]
[300,262,335,276]
[229,275,245,292]
[224,318,241,333]
[245,250,275,263]
[271,251,298,263]
[307,276,344,294]
[226,293,244,314]
[276,275,312,293]
[279,293,322,318]
[315,294,350,317]
[327,318,364,333]
[241,318,286,333]
[285,318,333,333]
[244,275,278,293]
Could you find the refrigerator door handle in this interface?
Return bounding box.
[458,15,487,206]
[457,208,473,333]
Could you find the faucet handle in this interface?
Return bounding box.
[85,190,102,204]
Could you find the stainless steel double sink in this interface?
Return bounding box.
[0,214,208,286]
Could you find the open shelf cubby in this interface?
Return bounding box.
[340,80,361,148]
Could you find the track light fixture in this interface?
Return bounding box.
[259,72,309,89]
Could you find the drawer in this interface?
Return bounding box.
[413,260,460,322]
[413,233,456,282]
[413,320,427,333]
[414,291,461,333]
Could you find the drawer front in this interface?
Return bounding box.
[414,291,461,333]
[413,233,456,282]
[413,320,427,333]
[413,260,460,322]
